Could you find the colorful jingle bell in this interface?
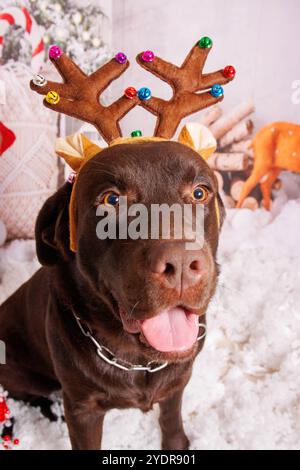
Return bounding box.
[141,50,155,62]
[66,171,77,184]
[124,87,137,99]
[115,52,127,64]
[223,65,236,79]
[49,44,63,60]
[138,87,151,101]
[131,130,142,138]
[198,36,213,49]
[210,84,223,98]
[45,90,60,105]
[32,74,47,87]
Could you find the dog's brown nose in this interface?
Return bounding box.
[150,242,203,292]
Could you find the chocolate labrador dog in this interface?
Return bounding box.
[0,140,224,450]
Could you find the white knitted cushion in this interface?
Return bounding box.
[0,63,58,239]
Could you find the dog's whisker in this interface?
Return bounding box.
[128,300,141,318]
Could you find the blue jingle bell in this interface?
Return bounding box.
[138,87,152,101]
[210,84,223,98]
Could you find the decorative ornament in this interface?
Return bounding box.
[49,44,63,60]
[210,84,223,98]
[198,36,213,49]
[55,28,68,42]
[72,12,82,25]
[1,435,20,450]
[43,33,50,44]
[66,171,77,184]
[0,396,10,423]
[131,130,142,138]
[32,74,47,87]
[0,6,45,72]
[82,31,91,42]
[223,65,236,79]
[53,3,62,13]
[141,50,155,62]
[45,91,60,105]
[138,87,152,101]
[124,87,137,99]
[0,395,19,450]
[0,121,16,157]
[92,38,101,48]
[115,52,127,64]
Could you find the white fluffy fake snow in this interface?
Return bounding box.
[0,197,300,450]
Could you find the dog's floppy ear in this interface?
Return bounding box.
[216,192,226,230]
[35,183,73,266]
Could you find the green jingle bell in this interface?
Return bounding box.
[131,130,142,138]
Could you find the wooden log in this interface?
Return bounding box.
[273,178,282,190]
[229,139,253,156]
[240,197,259,211]
[214,170,224,191]
[218,170,232,195]
[200,105,223,127]
[210,99,255,139]
[230,178,244,201]
[229,175,261,208]
[229,169,263,203]
[219,120,254,148]
[208,152,249,171]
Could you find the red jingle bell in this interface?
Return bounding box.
[223,65,236,79]
[124,87,137,99]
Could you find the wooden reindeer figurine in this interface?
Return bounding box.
[237,122,300,210]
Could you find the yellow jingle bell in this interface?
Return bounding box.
[45,90,60,105]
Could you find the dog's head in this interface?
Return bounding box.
[36,140,224,361]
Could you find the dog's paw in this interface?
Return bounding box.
[161,433,190,450]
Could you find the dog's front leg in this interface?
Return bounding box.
[159,388,190,450]
[63,394,105,450]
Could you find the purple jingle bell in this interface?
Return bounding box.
[141,50,155,62]
[49,44,63,60]
[115,52,127,64]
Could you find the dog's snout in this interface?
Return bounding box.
[150,242,203,292]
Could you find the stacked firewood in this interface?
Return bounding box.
[200,100,278,209]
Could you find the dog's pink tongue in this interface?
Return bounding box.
[141,307,199,352]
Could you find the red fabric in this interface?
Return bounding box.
[0,13,15,25]
[32,39,44,57]
[21,7,32,34]
[0,121,16,156]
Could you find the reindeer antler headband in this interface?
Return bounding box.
[30,37,235,250]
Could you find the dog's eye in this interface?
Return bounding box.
[96,191,120,207]
[192,185,209,202]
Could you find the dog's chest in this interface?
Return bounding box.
[89,368,181,412]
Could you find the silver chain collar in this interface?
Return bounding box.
[72,311,206,373]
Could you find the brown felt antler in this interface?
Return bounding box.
[136,38,235,139]
[30,47,139,143]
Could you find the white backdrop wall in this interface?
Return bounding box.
[111,0,300,137]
